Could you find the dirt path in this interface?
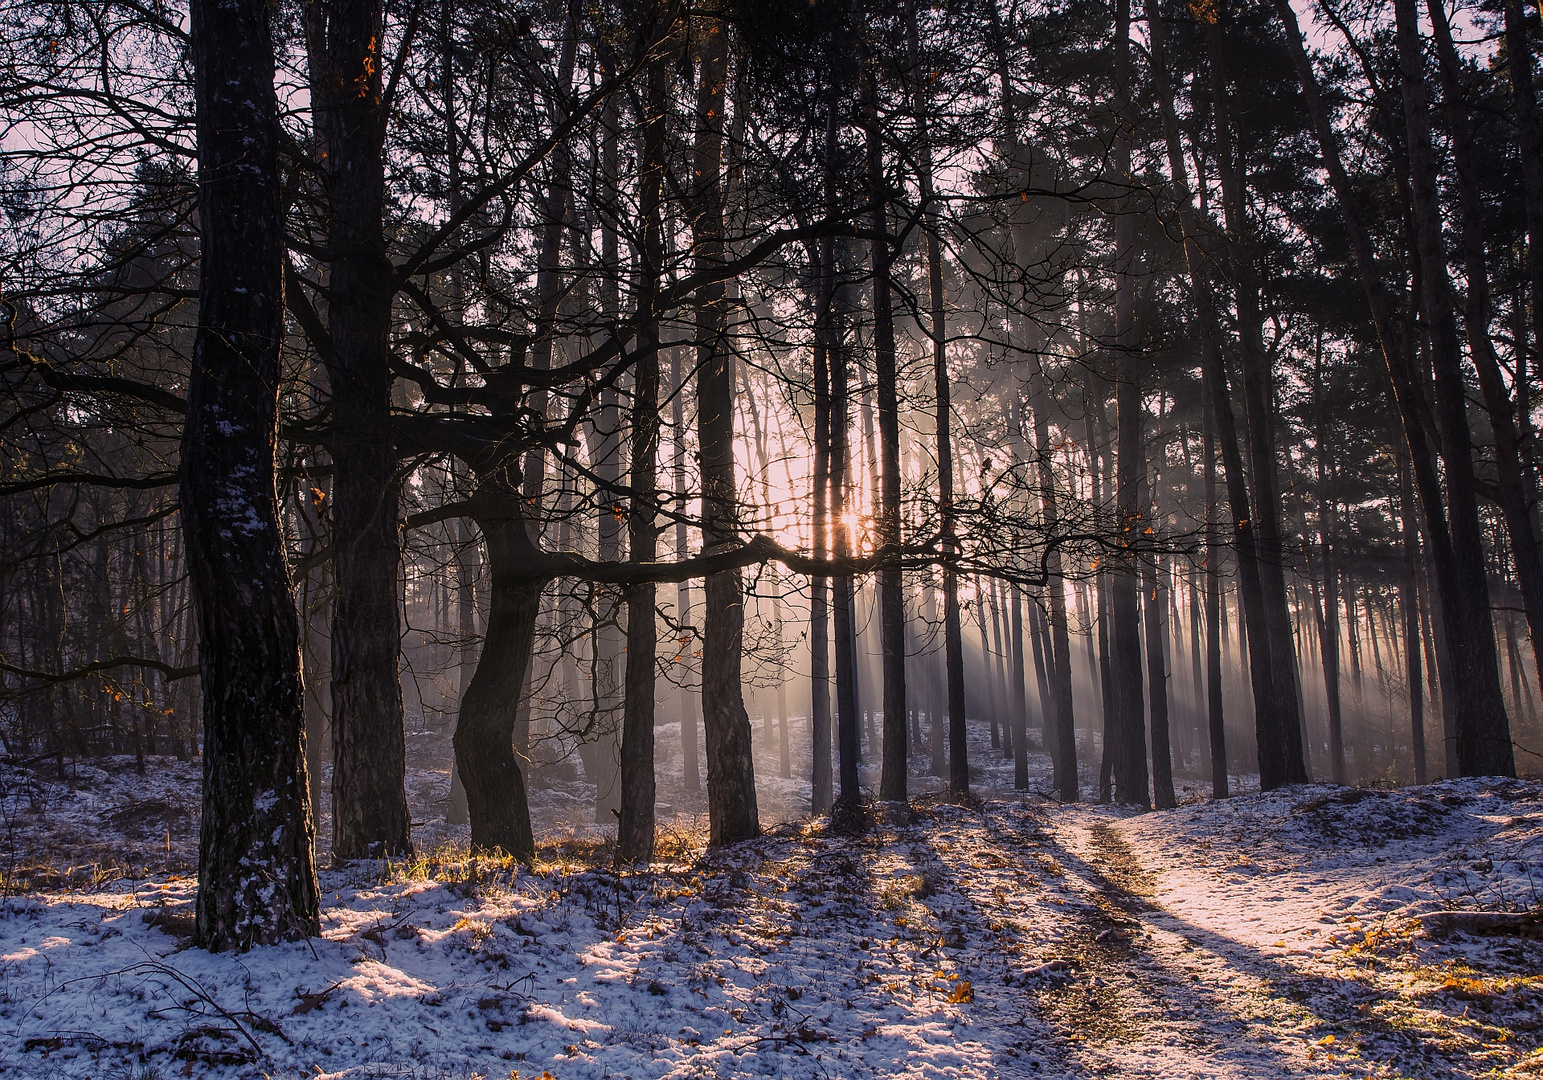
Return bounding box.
[911,799,1543,1080]
[915,803,1424,1078]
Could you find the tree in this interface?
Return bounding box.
[694,14,759,843]
[305,0,413,859]
[185,0,319,950]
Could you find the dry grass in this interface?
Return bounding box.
[1,853,190,895]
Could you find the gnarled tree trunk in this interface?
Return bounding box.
[454,477,540,861]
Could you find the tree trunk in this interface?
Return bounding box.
[1144,550,1175,809]
[1206,16,1307,784]
[186,0,319,947]
[806,97,837,814]
[974,577,1000,749]
[617,38,669,863]
[439,0,470,830]
[296,474,331,836]
[858,365,883,759]
[831,308,861,803]
[906,601,925,755]
[1502,0,1543,379]
[1010,584,1030,789]
[776,580,791,779]
[1083,359,1118,797]
[991,577,1013,759]
[1150,0,1297,790]
[694,19,758,843]
[586,94,626,823]
[808,342,833,810]
[510,6,578,779]
[448,475,477,825]
[993,0,1076,798]
[1312,350,1346,785]
[1428,0,1543,702]
[454,480,538,860]
[1023,370,1077,799]
[864,56,909,804]
[1028,594,1054,748]
[671,349,701,795]
[1202,371,1228,798]
[306,0,411,859]
[1186,561,1205,765]
[909,0,969,799]
[1394,0,1514,778]
[1107,0,1150,808]
[1400,458,1428,783]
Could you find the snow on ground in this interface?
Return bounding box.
[2,733,1541,1078]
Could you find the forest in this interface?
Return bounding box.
[2,0,1543,1075]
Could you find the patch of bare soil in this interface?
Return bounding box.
[1025,820,1165,1047]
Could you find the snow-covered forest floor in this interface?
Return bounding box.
[3,733,1542,1079]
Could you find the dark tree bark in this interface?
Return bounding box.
[974,577,1001,749]
[905,602,924,755]
[857,365,883,760]
[1108,0,1149,807]
[454,478,538,860]
[809,141,834,812]
[1312,349,1346,785]
[864,55,910,805]
[924,586,945,776]
[296,474,331,835]
[671,349,701,794]
[186,0,320,949]
[1502,0,1543,374]
[989,3,1076,800]
[1205,15,1308,784]
[1009,582,1030,789]
[1399,458,1428,783]
[618,33,669,863]
[1028,593,1054,747]
[694,18,758,843]
[1083,359,1118,797]
[1149,0,1298,790]
[307,0,411,858]
[991,576,1014,760]
[809,263,834,812]
[1202,372,1228,798]
[908,0,970,799]
[1343,588,1367,736]
[742,373,796,783]
[993,0,1076,801]
[831,301,861,804]
[587,91,625,822]
[1144,549,1176,809]
[513,1,579,774]
[1393,0,1513,776]
[1428,0,1543,700]
[1026,377,1077,799]
[447,476,476,826]
[442,0,473,826]
[776,579,792,779]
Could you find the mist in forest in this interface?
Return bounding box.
[2,0,1541,957]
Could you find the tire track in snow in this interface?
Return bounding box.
[933,803,1351,1078]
